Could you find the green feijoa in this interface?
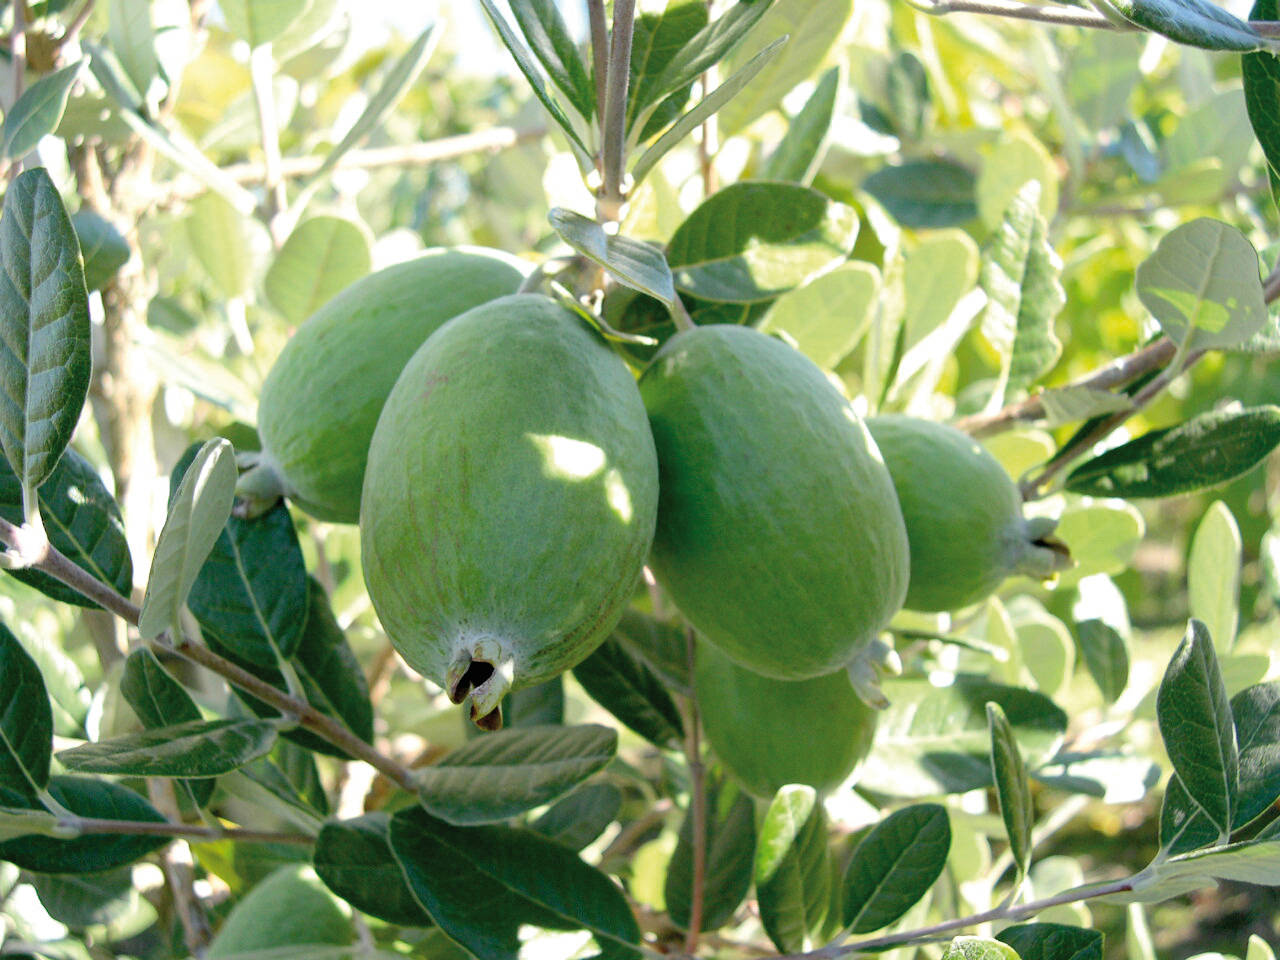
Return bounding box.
[360,294,659,729]
[240,247,528,523]
[640,324,909,682]
[697,640,878,798]
[866,415,1071,612]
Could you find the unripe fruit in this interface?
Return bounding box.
[865,415,1071,612]
[206,865,352,957]
[696,640,878,798]
[639,324,910,682]
[360,294,659,729]
[238,247,528,522]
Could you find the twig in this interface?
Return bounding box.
[587,0,609,132]
[911,0,1130,30]
[146,780,211,953]
[954,337,1177,437]
[600,0,637,221]
[58,0,96,50]
[248,43,288,241]
[682,628,707,954]
[0,518,419,792]
[58,816,314,845]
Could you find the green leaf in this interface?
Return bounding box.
[842,803,951,932]
[69,211,130,293]
[943,937,1022,960]
[313,812,434,927]
[185,499,308,668]
[902,231,980,354]
[717,0,851,135]
[862,159,977,229]
[1036,386,1132,426]
[1188,501,1241,654]
[626,1,709,137]
[610,608,690,694]
[17,630,88,739]
[757,261,878,370]
[1135,219,1266,350]
[417,724,616,826]
[1249,935,1278,960]
[1159,773,1220,855]
[0,775,166,873]
[1075,619,1130,704]
[0,622,52,799]
[665,181,857,303]
[0,167,92,507]
[761,65,839,184]
[30,865,139,930]
[220,0,308,46]
[997,923,1103,960]
[306,22,439,185]
[509,0,594,120]
[57,718,278,777]
[572,638,684,749]
[121,648,214,808]
[478,0,589,159]
[1064,405,1280,499]
[977,132,1059,231]
[631,36,786,187]
[531,783,623,852]
[979,181,1065,405]
[1113,837,1280,902]
[859,677,1068,797]
[137,438,237,640]
[1243,0,1280,208]
[1105,0,1276,51]
[184,192,254,298]
[389,806,642,959]
[107,0,156,101]
[1156,619,1237,836]
[1053,500,1144,584]
[988,703,1033,883]
[264,216,372,324]
[1,61,85,161]
[756,785,830,952]
[547,209,677,307]
[665,774,756,932]
[1230,681,1280,827]
[0,446,132,609]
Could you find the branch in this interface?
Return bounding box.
[910,0,1130,29]
[0,517,418,792]
[58,816,314,846]
[600,0,637,221]
[57,0,96,50]
[587,0,609,131]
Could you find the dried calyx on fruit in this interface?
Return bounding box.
[866,414,1072,613]
[360,294,659,729]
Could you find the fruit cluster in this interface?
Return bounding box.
[244,249,1069,793]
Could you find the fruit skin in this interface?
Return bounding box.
[206,864,352,957]
[696,640,878,798]
[360,294,659,729]
[639,324,909,681]
[866,414,1070,612]
[240,247,528,523]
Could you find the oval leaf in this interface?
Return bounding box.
[417,724,616,825]
[137,437,237,640]
[0,622,52,798]
[1230,681,1280,829]
[57,718,278,778]
[761,65,840,184]
[509,0,594,120]
[758,262,879,370]
[531,783,623,852]
[863,160,977,229]
[1064,405,1280,499]
[1156,619,1238,835]
[389,806,641,960]
[665,774,756,933]
[944,938,1022,960]
[548,208,677,308]
[1159,772,1220,855]
[572,636,684,749]
[264,216,372,324]
[1244,0,1280,208]
[314,812,434,927]
[988,702,1033,882]
[756,785,830,952]
[0,167,92,505]
[121,647,214,808]
[843,803,951,933]
[1075,619,1130,704]
[69,210,130,293]
[1188,501,1241,653]
[1108,0,1275,51]
[998,923,1103,960]
[2,61,85,161]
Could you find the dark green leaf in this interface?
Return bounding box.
[1230,681,1280,828]
[1,61,84,161]
[572,636,684,748]
[843,803,950,933]
[1243,0,1280,209]
[627,2,708,135]
[998,923,1103,960]
[1065,405,1280,499]
[0,775,166,872]
[548,209,677,307]
[862,159,977,229]
[0,167,92,505]
[30,866,137,929]
[609,608,689,694]
[666,775,756,932]
[186,500,308,668]
[761,65,839,184]
[1075,619,1130,704]
[137,437,237,639]
[57,718,278,777]
[988,703,1033,881]
[389,806,642,959]
[1107,0,1275,51]
[417,724,616,825]
[270,738,329,817]
[314,813,434,927]
[264,216,372,324]
[665,181,857,303]
[531,783,623,851]
[509,0,594,119]
[1114,836,1280,902]
[69,210,130,293]
[0,446,132,609]
[884,50,931,141]
[0,621,52,799]
[1156,619,1237,835]
[498,676,566,730]
[120,648,214,808]
[1159,773,1219,855]
[756,786,830,952]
